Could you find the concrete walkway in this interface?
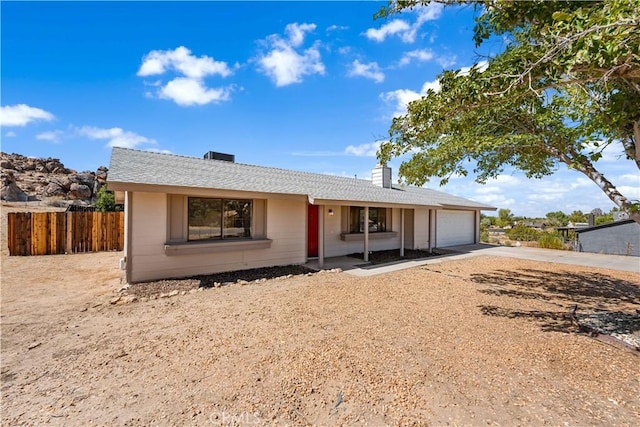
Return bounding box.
[305,244,640,277]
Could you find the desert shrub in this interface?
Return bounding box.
[538,234,564,250]
[95,185,117,212]
[506,224,541,241]
[480,229,489,242]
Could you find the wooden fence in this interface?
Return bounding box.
[7,211,124,256]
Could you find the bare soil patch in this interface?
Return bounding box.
[2,207,639,425]
[2,255,639,425]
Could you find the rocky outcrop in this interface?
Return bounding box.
[0,152,108,203]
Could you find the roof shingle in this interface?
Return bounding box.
[108,147,494,210]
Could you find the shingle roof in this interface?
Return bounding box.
[108,147,494,210]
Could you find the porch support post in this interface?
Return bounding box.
[318,205,325,269]
[364,206,369,262]
[474,210,480,244]
[400,208,405,257]
[428,209,435,252]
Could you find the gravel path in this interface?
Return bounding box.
[2,240,639,425]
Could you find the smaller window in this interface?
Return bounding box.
[349,207,387,233]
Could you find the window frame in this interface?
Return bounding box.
[187,197,253,241]
[348,206,389,233]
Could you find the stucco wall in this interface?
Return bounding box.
[128,192,306,282]
[577,221,640,256]
[413,208,431,250]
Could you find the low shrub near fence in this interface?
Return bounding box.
[537,234,565,250]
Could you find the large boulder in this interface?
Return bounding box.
[68,183,92,200]
[1,171,29,201]
[69,172,96,190]
[1,159,15,170]
[44,181,67,197]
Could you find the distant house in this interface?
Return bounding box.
[107,148,495,282]
[523,221,547,230]
[575,219,640,257]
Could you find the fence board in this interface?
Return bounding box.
[7,211,124,256]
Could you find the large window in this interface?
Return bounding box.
[349,207,387,233]
[188,198,252,241]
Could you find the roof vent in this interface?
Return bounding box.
[204,151,235,162]
[372,163,392,188]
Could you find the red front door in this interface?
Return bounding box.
[307,204,319,257]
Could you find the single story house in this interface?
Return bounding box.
[575,219,640,257]
[107,148,495,283]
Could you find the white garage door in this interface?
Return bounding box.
[436,210,476,247]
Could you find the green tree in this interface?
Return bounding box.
[506,224,541,241]
[376,0,640,223]
[546,211,569,227]
[95,185,116,212]
[595,213,614,225]
[568,210,588,224]
[496,208,514,227]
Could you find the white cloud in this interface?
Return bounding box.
[380,79,439,117]
[36,130,64,142]
[618,185,640,200]
[618,173,640,184]
[337,46,351,55]
[137,46,234,106]
[256,23,325,87]
[436,54,457,69]
[399,49,434,66]
[285,23,316,47]
[348,60,385,83]
[344,141,381,157]
[77,126,156,149]
[326,24,348,32]
[138,46,232,79]
[159,77,232,106]
[364,3,443,43]
[364,19,411,43]
[291,141,383,157]
[5,131,16,137]
[0,104,54,127]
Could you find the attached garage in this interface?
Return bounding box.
[436,209,476,247]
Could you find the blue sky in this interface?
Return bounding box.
[2,1,638,218]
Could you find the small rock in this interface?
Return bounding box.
[28,342,42,350]
[180,291,186,296]
[122,295,137,304]
[110,296,122,305]
[238,280,249,285]
[168,290,179,297]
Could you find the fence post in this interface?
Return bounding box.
[66,211,73,254]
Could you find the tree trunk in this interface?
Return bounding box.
[561,155,640,224]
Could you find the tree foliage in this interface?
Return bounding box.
[95,185,117,212]
[376,0,640,223]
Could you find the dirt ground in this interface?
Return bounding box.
[1,204,639,426]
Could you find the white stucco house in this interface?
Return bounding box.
[107,148,495,283]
